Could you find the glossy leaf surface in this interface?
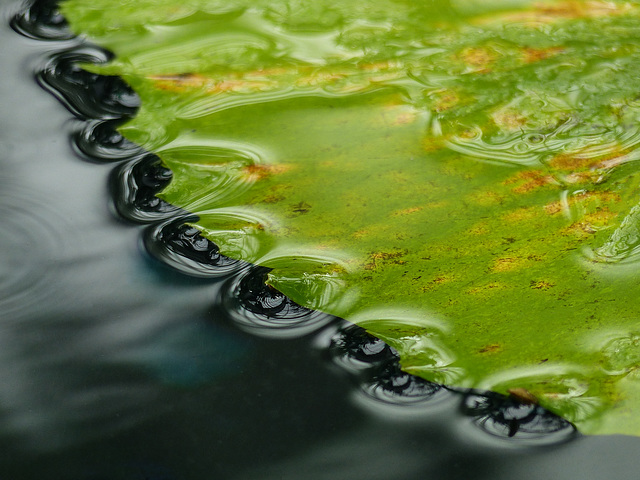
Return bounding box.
[63,0,640,435]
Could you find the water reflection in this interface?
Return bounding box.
[11,0,589,448]
[6,0,640,478]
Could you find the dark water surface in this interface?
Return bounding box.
[2,0,640,478]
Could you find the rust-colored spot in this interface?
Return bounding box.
[478,343,502,354]
[262,193,285,203]
[458,46,498,73]
[468,222,489,236]
[564,222,595,237]
[503,170,556,193]
[392,206,424,216]
[521,46,564,63]
[433,90,461,113]
[549,153,602,172]
[535,0,632,19]
[492,109,528,130]
[544,201,563,215]
[352,229,370,239]
[583,207,618,226]
[421,273,457,291]
[508,387,539,405]
[549,144,632,175]
[241,164,292,181]
[484,0,634,25]
[360,60,400,71]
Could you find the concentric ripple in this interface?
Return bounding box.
[0,187,69,319]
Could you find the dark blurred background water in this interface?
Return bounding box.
[2,0,640,478]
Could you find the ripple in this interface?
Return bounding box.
[446,120,640,175]
[72,119,144,163]
[599,332,640,376]
[219,266,337,338]
[327,323,398,373]
[10,0,75,41]
[0,188,69,319]
[461,390,577,444]
[143,217,249,278]
[155,143,261,213]
[255,247,359,315]
[358,359,448,407]
[109,154,182,223]
[37,46,140,121]
[478,365,603,425]
[587,203,640,264]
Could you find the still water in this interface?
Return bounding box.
[2,0,640,478]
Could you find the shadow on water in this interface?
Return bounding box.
[2,0,640,478]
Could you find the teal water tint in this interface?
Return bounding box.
[61,0,640,435]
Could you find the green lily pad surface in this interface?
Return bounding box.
[63,0,640,435]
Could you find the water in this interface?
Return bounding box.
[3,0,640,478]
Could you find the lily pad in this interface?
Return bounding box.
[63,0,640,435]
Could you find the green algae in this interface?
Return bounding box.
[63,0,640,435]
